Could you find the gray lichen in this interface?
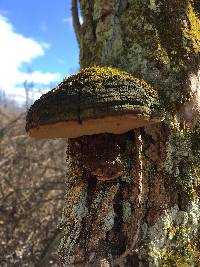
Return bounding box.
[122,201,132,223]
[140,202,200,266]
[102,210,115,232]
[72,189,88,221]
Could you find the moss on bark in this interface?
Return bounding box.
[58,0,200,266]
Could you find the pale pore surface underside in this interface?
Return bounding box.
[28,114,160,138]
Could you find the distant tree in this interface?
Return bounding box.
[58,1,200,266]
[0,88,7,108]
[23,68,34,111]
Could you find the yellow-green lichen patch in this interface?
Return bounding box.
[119,0,200,111]
[184,2,200,54]
[161,224,200,267]
[158,1,200,100]
[155,0,200,66]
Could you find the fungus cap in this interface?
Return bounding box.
[26,67,164,138]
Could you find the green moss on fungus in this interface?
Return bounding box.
[26,66,163,135]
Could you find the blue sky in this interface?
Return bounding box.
[0,0,79,102]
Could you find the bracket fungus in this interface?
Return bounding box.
[26,66,164,139]
[26,67,164,181]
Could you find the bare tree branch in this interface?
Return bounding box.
[71,0,81,44]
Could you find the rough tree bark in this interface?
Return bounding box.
[59,1,200,266]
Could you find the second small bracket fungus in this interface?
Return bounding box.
[26,67,164,139]
[68,133,127,182]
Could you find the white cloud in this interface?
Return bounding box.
[0,15,61,103]
[17,71,60,86]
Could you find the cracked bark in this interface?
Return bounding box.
[59,1,200,266]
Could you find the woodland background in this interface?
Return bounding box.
[0,88,66,266]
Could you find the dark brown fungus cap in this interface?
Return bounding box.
[26,67,164,139]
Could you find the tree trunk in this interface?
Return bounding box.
[59,1,200,266]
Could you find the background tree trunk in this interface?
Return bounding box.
[59,1,200,266]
